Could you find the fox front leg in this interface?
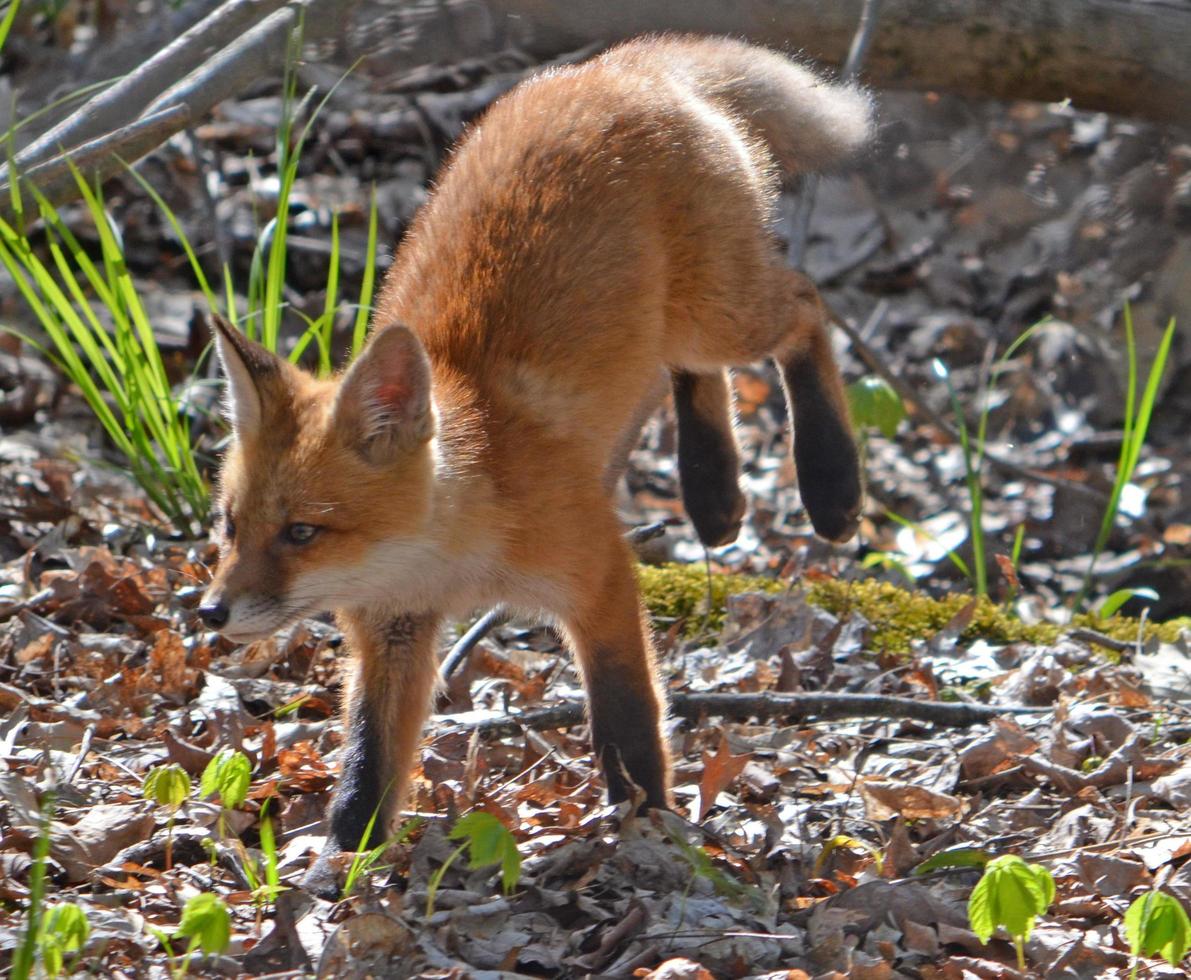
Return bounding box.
[302,610,442,899]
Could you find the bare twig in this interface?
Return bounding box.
[447,691,1043,738]
[1068,628,1135,654]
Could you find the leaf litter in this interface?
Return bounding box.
[2,14,1191,980]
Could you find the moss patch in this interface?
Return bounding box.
[636,563,1190,654]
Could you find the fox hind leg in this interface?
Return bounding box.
[769,268,862,542]
[672,369,747,548]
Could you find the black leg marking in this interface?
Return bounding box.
[586,649,668,810]
[673,371,747,547]
[780,356,862,542]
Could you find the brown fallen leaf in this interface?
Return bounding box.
[858,780,964,821]
[49,803,156,882]
[960,718,1038,780]
[696,734,751,820]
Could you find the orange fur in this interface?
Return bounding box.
[200,36,871,895]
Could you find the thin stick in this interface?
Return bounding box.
[1,0,361,215]
[441,521,670,681]
[447,691,1044,737]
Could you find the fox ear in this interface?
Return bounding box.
[210,314,283,438]
[334,325,434,463]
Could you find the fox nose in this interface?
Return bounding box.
[198,600,230,630]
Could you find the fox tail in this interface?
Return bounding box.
[674,37,875,175]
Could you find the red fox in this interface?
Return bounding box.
[199,36,871,896]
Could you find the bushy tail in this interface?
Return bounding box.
[667,37,875,175]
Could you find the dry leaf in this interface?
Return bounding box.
[696,735,751,820]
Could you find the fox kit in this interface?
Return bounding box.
[200,36,871,896]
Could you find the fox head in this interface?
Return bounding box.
[198,316,438,641]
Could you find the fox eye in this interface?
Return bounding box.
[223,514,236,541]
[282,523,321,545]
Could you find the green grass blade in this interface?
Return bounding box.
[1074,312,1176,612]
[352,185,379,357]
[0,0,21,57]
[318,211,340,376]
[885,509,973,581]
[124,161,221,311]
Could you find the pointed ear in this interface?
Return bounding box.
[210,314,283,438]
[333,325,435,463]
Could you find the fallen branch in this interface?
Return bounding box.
[0,0,358,217]
[9,0,290,175]
[8,106,190,212]
[440,606,512,679]
[487,0,1191,125]
[447,691,1043,737]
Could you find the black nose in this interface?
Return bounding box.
[198,601,229,630]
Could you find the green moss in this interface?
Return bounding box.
[636,563,1190,654]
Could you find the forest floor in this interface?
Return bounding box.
[1,12,1191,979]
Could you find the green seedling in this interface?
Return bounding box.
[225,799,287,931]
[968,854,1055,970]
[0,0,21,54]
[272,693,311,719]
[930,321,1046,597]
[1125,890,1191,977]
[425,811,521,916]
[658,810,763,910]
[999,523,1026,610]
[200,749,251,839]
[885,509,974,582]
[815,834,884,876]
[342,807,422,902]
[154,892,232,980]
[860,550,915,585]
[37,903,90,978]
[143,763,192,870]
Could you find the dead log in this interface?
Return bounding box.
[489,0,1191,125]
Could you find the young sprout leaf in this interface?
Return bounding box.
[847,376,906,438]
[968,854,1055,949]
[176,892,231,956]
[447,811,521,894]
[200,750,252,809]
[38,903,90,978]
[1125,891,1191,968]
[143,764,192,807]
